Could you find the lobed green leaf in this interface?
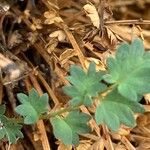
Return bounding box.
[95,89,145,131]
[50,111,91,146]
[0,108,23,144]
[103,39,150,101]
[50,117,72,145]
[15,89,49,124]
[63,62,106,106]
[103,38,150,101]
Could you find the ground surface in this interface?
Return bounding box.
[0,0,150,149]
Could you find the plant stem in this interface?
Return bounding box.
[97,83,117,101]
[39,84,117,120]
[40,106,79,120]
[101,83,117,95]
[7,83,117,124]
[9,117,24,124]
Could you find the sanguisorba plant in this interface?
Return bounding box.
[0,38,150,146]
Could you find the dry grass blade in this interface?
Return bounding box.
[0,0,150,149]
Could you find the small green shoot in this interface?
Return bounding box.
[0,38,149,146]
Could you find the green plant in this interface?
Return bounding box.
[0,38,149,146]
